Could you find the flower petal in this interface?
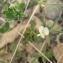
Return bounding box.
[37,34,41,36]
[9,4,15,9]
[39,26,44,33]
[43,27,49,35]
[40,33,45,39]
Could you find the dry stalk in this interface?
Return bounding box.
[28,41,52,63]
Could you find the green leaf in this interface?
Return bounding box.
[7,2,10,7]
[47,35,50,46]
[46,49,54,58]
[0,22,10,33]
[30,19,36,27]
[23,34,32,42]
[8,8,14,13]
[5,22,10,28]
[41,17,46,27]
[3,11,7,15]
[4,8,15,20]
[4,22,10,31]
[31,57,38,63]
[51,30,63,33]
[19,13,25,20]
[31,53,40,63]
[0,28,5,33]
[18,3,25,10]
[34,36,43,43]
[50,18,57,30]
[6,12,15,20]
[11,44,17,52]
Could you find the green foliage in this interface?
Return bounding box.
[11,44,17,52]
[3,9,15,20]
[41,17,46,27]
[31,49,53,63]
[39,50,53,63]
[31,56,39,63]
[1,2,25,33]
[31,53,41,63]
[50,18,57,30]
[0,22,10,33]
[3,2,25,21]
[46,49,54,58]
[42,49,54,59]
[51,30,63,33]
[1,1,63,63]
[30,19,36,27]
[22,20,43,42]
[17,3,25,10]
[22,27,35,42]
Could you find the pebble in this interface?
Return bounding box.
[53,43,63,63]
[44,0,63,20]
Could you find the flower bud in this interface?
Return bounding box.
[9,4,15,9]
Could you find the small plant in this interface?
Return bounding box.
[0,1,25,33]
[22,19,43,43]
[3,2,25,21]
[0,1,26,62]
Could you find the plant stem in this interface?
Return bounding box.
[42,36,50,63]
[42,57,46,63]
[41,38,47,63]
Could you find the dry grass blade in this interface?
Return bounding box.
[57,51,63,63]
[28,41,52,63]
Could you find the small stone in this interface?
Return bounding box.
[53,43,63,63]
[0,17,5,24]
[44,0,62,20]
[46,20,62,30]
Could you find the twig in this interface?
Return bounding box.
[40,41,46,51]
[28,41,52,63]
[57,51,63,63]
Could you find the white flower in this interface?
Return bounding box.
[9,4,15,9]
[37,26,49,39]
